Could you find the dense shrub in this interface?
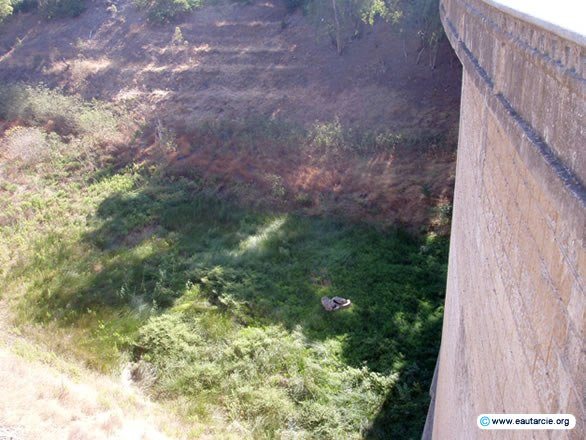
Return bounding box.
[12,0,39,13]
[282,0,305,11]
[138,316,395,437]
[305,117,402,155]
[134,0,203,23]
[37,0,86,18]
[0,84,126,143]
[0,0,85,22]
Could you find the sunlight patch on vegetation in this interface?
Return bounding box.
[231,216,287,256]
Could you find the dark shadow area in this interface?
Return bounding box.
[20,165,447,438]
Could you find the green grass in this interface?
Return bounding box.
[0,85,448,439]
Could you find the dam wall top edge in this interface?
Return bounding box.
[482,0,586,47]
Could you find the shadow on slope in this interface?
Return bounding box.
[14,164,447,438]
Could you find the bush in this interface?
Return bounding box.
[138,318,395,438]
[0,84,126,144]
[12,0,39,13]
[0,84,79,132]
[134,0,203,23]
[307,118,347,153]
[282,0,305,12]
[1,126,51,163]
[38,0,86,18]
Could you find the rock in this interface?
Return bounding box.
[321,296,351,311]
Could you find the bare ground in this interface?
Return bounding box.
[0,0,461,227]
[0,300,167,440]
[0,0,460,133]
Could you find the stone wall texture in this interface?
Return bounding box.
[429,1,585,439]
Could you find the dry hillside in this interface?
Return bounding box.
[0,0,461,227]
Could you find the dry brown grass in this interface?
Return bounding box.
[0,294,251,440]
[1,126,49,162]
[0,347,176,439]
[0,296,207,440]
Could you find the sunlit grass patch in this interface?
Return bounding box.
[230,215,287,256]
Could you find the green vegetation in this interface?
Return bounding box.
[37,0,86,18]
[0,0,13,22]
[305,0,402,54]
[180,115,446,159]
[304,0,442,56]
[134,0,203,23]
[0,0,86,21]
[0,84,448,438]
[11,0,40,13]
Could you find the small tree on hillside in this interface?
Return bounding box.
[306,0,444,68]
[407,0,443,69]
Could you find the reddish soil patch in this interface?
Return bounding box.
[158,135,456,227]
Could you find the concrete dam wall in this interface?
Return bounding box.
[429,0,585,438]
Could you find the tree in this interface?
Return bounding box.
[305,0,444,69]
[332,0,341,54]
[0,0,13,23]
[307,0,403,55]
[360,0,402,26]
[406,0,443,69]
[37,0,86,19]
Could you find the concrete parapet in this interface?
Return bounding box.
[429,1,585,439]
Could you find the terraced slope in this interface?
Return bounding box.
[0,0,460,133]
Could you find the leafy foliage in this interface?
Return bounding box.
[138,316,395,437]
[0,0,85,22]
[37,0,86,18]
[12,0,40,13]
[305,0,444,60]
[306,0,403,53]
[0,0,12,23]
[307,117,402,155]
[360,0,402,26]
[0,84,127,143]
[134,0,203,23]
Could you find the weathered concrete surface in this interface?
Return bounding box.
[429,1,585,439]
